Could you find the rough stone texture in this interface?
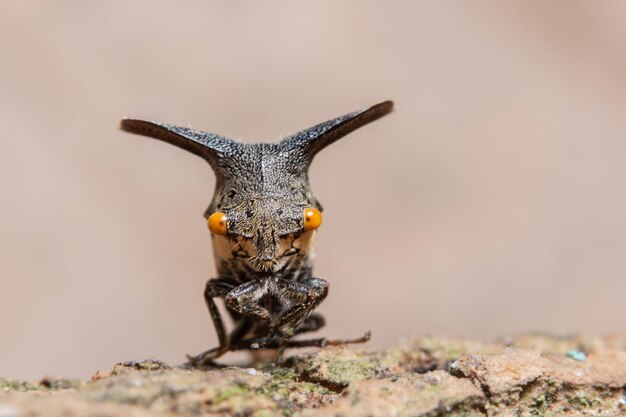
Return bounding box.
[450,348,626,416]
[1,335,625,417]
[301,371,486,417]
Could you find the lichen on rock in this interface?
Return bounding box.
[1,334,625,417]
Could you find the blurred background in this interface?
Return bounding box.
[1,1,625,380]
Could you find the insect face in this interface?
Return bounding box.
[206,161,322,274]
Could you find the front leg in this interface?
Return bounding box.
[267,277,329,339]
[223,277,329,350]
[189,278,281,366]
[224,279,273,322]
[186,276,238,366]
[295,313,325,335]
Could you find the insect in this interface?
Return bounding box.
[120,100,393,365]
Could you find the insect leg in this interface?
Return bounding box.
[268,277,329,337]
[229,317,254,344]
[204,276,238,347]
[283,331,371,348]
[272,313,325,363]
[224,279,273,322]
[187,276,237,366]
[224,330,371,351]
[294,313,326,335]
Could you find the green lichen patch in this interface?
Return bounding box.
[287,346,393,389]
[0,378,39,392]
[95,366,279,416]
[560,387,620,415]
[261,367,337,411]
[0,377,81,393]
[85,362,339,417]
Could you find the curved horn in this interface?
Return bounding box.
[279,100,393,161]
[120,119,240,168]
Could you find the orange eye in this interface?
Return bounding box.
[303,207,322,232]
[208,212,228,235]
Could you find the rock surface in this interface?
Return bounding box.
[1,335,625,417]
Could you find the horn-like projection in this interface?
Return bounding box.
[279,100,393,160]
[120,119,240,167]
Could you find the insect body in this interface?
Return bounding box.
[121,100,393,365]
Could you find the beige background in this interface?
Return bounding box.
[1,1,625,380]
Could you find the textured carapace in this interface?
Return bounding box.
[121,100,393,362]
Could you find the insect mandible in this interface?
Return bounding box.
[121,100,394,365]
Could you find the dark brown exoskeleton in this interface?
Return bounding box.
[120,101,393,366]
